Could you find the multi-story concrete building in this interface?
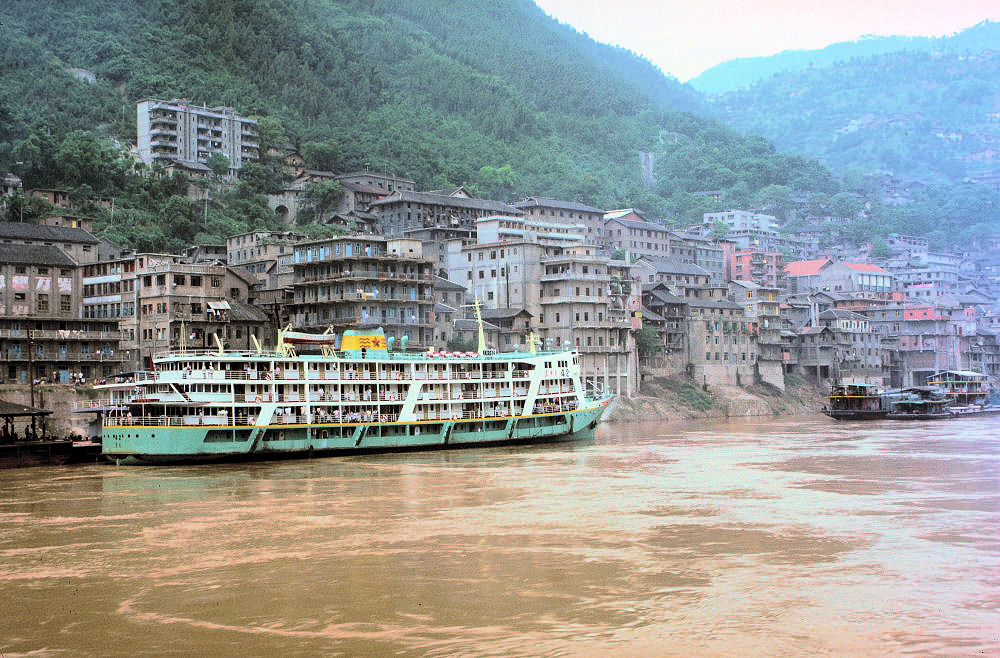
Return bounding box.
[446,239,546,311]
[431,276,467,346]
[106,254,263,367]
[668,232,726,280]
[136,99,259,174]
[290,236,436,348]
[371,190,522,236]
[729,248,786,289]
[511,197,606,247]
[537,248,639,395]
[403,226,476,277]
[632,257,711,295]
[785,258,894,295]
[816,309,885,383]
[685,290,758,388]
[700,209,780,234]
[475,215,587,248]
[0,244,124,383]
[729,280,784,387]
[604,214,673,258]
[226,230,304,281]
[892,263,961,300]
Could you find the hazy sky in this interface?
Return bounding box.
[533,0,1000,81]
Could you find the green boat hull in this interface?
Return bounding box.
[102,405,607,464]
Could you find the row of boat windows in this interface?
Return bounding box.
[161,377,576,392]
[160,358,574,371]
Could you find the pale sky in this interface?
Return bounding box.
[533,0,1000,81]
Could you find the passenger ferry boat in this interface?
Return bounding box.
[823,383,889,420]
[98,324,612,464]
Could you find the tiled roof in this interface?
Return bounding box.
[842,262,888,273]
[641,305,666,322]
[785,258,830,276]
[607,217,672,232]
[432,276,467,291]
[513,196,605,214]
[481,308,532,320]
[647,288,686,305]
[638,256,710,276]
[369,190,522,214]
[604,208,645,220]
[0,243,77,266]
[819,309,869,321]
[0,221,100,244]
[229,301,268,323]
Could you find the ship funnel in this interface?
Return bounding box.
[400,335,409,351]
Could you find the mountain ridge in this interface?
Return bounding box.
[689,20,1000,95]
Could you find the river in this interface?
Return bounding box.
[1,415,998,656]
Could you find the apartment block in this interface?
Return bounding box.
[0,244,123,383]
[511,197,606,246]
[371,190,522,236]
[290,236,436,348]
[537,249,639,395]
[136,99,259,173]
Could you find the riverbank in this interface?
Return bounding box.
[603,374,825,423]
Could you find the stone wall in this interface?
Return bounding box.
[0,385,102,438]
[756,360,785,391]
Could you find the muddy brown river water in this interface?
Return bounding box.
[1,415,998,656]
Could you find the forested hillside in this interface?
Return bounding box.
[712,22,1000,185]
[1,1,999,251]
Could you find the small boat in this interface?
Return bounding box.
[887,387,953,420]
[926,370,1000,416]
[823,383,889,420]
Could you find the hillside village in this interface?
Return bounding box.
[2,99,1000,403]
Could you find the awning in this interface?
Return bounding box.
[207,301,231,310]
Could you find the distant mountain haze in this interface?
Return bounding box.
[690,20,1000,94]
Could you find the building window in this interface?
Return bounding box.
[37,294,49,312]
[60,295,71,312]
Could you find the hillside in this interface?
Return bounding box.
[0,0,859,239]
[0,0,707,203]
[1,1,998,251]
[715,46,1000,186]
[689,20,1000,95]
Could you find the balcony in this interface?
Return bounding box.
[540,295,605,305]
[572,344,617,353]
[539,272,611,283]
[0,329,122,340]
[571,319,632,329]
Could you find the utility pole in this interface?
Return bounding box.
[27,327,34,407]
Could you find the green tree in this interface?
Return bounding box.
[207,152,231,179]
[302,179,344,223]
[473,164,518,200]
[869,237,891,259]
[634,326,662,357]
